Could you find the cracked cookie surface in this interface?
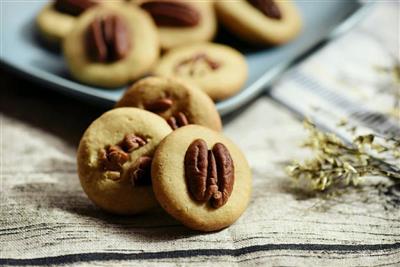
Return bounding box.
[132,0,216,50]
[36,0,123,45]
[77,107,172,214]
[63,4,159,87]
[116,76,222,131]
[216,0,302,45]
[154,43,248,101]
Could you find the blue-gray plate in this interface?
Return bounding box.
[0,1,373,115]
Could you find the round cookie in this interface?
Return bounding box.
[63,4,159,88]
[77,108,172,215]
[132,0,216,50]
[154,43,248,101]
[116,76,222,131]
[36,0,122,45]
[151,125,252,231]
[215,0,302,45]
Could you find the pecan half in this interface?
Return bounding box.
[140,1,201,27]
[129,156,153,186]
[85,15,131,63]
[175,53,220,76]
[184,139,211,201]
[167,112,189,130]
[99,134,152,184]
[119,134,147,152]
[54,0,97,16]
[210,143,235,208]
[145,98,173,113]
[184,139,235,208]
[100,145,129,171]
[247,0,282,20]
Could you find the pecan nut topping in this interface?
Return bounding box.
[184,139,235,208]
[145,98,173,113]
[85,15,131,63]
[247,0,282,20]
[129,156,153,186]
[100,145,129,171]
[144,98,189,130]
[175,53,220,76]
[140,1,201,27]
[167,112,189,130]
[119,134,147,152]
[99,134,149,183]
[99,134,147,172]
[54,0,97,16]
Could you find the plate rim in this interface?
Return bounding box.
[0,1,375,115]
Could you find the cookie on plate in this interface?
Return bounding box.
[132,0,216,50]
[151,125,252,231]
[63,4,159,88]
[216,0,302,45]
[77,108,172,215]
[36,0,122,45]
[116,76,222,131]
[154,43,248,101]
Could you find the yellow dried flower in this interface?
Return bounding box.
[286,120,400,192]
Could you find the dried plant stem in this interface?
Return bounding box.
[286,120,400,192]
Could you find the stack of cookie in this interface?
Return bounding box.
[37,0,302,231]
[37,0,302,101]
[78,76,252,231]
[40,0,302,231]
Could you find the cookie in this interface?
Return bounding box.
[151,125,252,231]
[132,0,216,50]
[77,108,172,215]
[36,0,122,45]
[116,76,222,131]
[215,0,302,45]
[154,43,248,101]
[63,4,159,88]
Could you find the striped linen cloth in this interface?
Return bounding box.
[1,2,399,266]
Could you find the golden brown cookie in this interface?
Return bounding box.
[132,0,217,50]
[151,125,252,231]
[36,0,122,45]
[77,108,172,215]
[63,4,159,87]
[116,76,222,131]
[154,43,248,101]
[216,0,302,45]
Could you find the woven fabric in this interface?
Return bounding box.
[1,3,399,266]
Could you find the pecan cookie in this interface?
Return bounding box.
[132,0,216,50]
[154,43,248,101]
[115,76,222,131]
[36,0,122,45]
[151,125,252,231]
[77,108,172,214]
[63,4,159,87]
[216,0,302,45]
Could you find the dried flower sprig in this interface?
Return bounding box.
[286,120,400,192]
[375,63,400,118]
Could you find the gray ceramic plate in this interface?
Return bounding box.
[0,1,373,115]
